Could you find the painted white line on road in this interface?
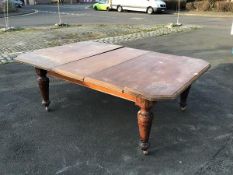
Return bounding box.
[19,10,38,17]
[130,17,144,20]
[0,9,38,19]
[36,10,87,16]
[42,5,89,8]
[60,5,90,9]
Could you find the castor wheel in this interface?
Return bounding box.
[42,100,50,112]
[180,106,187,111]
[143,150,149,155]
[45,106,49,112]
[139,142,150,155]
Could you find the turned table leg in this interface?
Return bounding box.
[136,99,154,155]
[180,85,191,111]
[35,68,50,111]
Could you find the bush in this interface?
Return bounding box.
[186,2,195,10]
[193,1,210,11]
[208,0,216,8]
[215,2,233,12]
[185,0,233,12]
[201,1,211,11]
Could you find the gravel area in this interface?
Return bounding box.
[0,24,199,64]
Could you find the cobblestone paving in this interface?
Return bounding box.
[0,24,198,64]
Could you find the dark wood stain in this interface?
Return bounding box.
[15,41,211,155]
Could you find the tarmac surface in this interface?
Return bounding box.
[0,6,233,174]
[0,9,35,18]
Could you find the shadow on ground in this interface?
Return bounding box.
[0,61,233,175]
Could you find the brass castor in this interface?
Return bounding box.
[140,142,150,155]
[143,150,149,155]
[45,106,49,112]
[42,100,50,112]
[180,106,187,111]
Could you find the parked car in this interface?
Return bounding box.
[110,0,166,14]
[93,0,110,11]
[93,0,166,14]
[13,0,23,8]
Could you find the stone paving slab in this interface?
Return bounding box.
[0,24,198,64]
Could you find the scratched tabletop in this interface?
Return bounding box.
[16,41,210,101]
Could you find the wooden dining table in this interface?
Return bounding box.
[16,41,210,155]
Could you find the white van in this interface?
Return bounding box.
[109,0,166,14]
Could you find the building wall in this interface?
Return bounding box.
[36,0,49,4]
[78,0,94,2]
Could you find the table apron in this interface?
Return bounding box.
[48,71,138,103]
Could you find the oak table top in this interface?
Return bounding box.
[16,41,210,101]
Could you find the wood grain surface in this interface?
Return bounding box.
[16,41,122,70]
[15,41,210,101]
